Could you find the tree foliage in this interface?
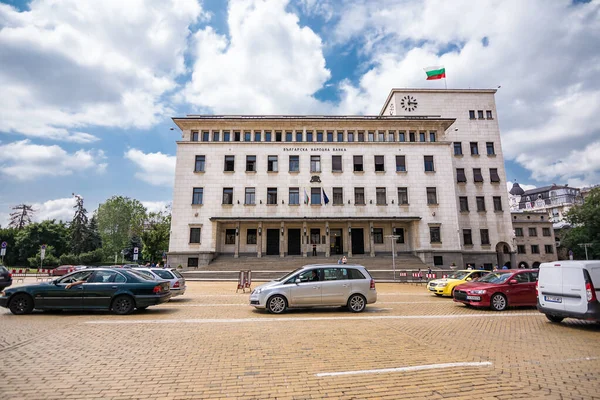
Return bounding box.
[9,204,35,229]
[96,196,146,258]
[0,227,18,265]
[141,212,171,262]
[562,187,600,259]
[71,194,89,255]
[87,215,102,252]
[15,220,70,265]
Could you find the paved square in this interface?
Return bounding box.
[1,280,599,399]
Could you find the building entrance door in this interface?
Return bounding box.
[287,229,301,255]
[351,229,365,255]
[266,229,280,255]
[330,229,343,255]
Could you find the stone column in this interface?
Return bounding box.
[302,222,308,258]
[347,222,353,257]
[257,222,263,258]
[280,222,285,258]
[234,222,240,258]
[325,222,330,257]
[369,221,375,257]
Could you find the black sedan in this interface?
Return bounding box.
[0,265,12,290]
[0,268,171,315]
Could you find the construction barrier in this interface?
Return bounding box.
[36,269,52,281]
[236,270,252,293]
[385,270,457,284]
[11,269,26,282]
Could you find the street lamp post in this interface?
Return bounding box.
[385,235,401,281]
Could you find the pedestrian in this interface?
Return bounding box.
[502,264,509,270]
[337,258,342,265]
[427,267,432,275]
[467,264,473,270]
[478,265,484,270]
[341,256,347,264]
[312,244,317,256]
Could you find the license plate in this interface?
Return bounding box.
[545,295,562,303]
[466,296,481,301]
[428,287,436,291]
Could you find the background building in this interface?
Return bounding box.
[511,211,557,268]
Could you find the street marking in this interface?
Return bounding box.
[85,313,540,325]
[315,361,493,377]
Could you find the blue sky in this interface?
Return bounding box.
[1,0,599,224]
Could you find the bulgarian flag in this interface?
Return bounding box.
[424,66,446,80]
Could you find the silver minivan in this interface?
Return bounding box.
[249,264,377,314]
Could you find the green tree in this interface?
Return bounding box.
[96,196,146,259]
[70,194,89,255]
[0,227,18,266]
[562,187,600,259]
[141,212,171,262]
[15,220,70,265]
[27,245,59,268]
[87,215,102,252]
[9,204,35,229]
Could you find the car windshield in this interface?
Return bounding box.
[448,271,469,279]
[477,272,513,284]
[277,268,303,282]
[171,270,183,279]
[152,269,174,279]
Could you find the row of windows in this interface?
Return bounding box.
[458,196,504,212]
[191,130,438,143]
[514,227,552,237]
[517,244,554,254]
[456,168,501,183]
[468,110,493,120]
[454,142,495,156]
[462,229,491,245]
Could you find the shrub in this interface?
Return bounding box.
[79,249,103,264]
[60,253,79,265]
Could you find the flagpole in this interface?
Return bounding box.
[444,75,447,90]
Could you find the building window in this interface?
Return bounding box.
[529,227,537,237]
[264,131,271,142]
[459,196,469,212]
[373,228,383,244]
[222,188,233,205]
[296,131,303,142]
[426,187,437,205]
[310,155,321,172]
[306,131,313,142]
[192,188,203,205]
[188,257,199,268]
[368,131,374,142]
[463,229,473,245]
[246,155,256,172]
[517,245,526,254]
[456,168,467,183]
[223,131,231,142]
[333,188,343,205]
[481,229,490,245]
[347,131,354,142]
[543,227,551,237]
[490,168,500,183]
[254,131,261,142]
[545,245,554,254]
[289,188,300,205]
[213,131,220,141]
[275,131,282,142]
[429,131,437,142]
[289,155,299,172]
[247,229,257,245]
[224,155,235,172]
[434,256,443,266]
[202,131,210,142]
[515,227,523,237]
[430,226,441,243]
[486,142,495,155]
[310,229,321,244]
[234,131,241,141]
[409,131,416,142]
[424,156,435,172]
[493,196,503,211]
[190,228,201,244]
[469,110,476,119]
[327,131,333,142]
[473,168,484,183]
[191,131,199,141]
[374,155,385,172]
[394,227,405,243]
[395,155,406,172]
[470,142,479,155]
[358,131,365,142]
[478,110,484,119]
[454,142,463,155]
[243,131,251,142]
[388,131,395,142]
[397,187,409,205]
[378,131,385,142]
[268,155,278,172]
[419,132,426,142]
[531,245,540,254]
[399,131,405,142]
[317,131,323,142]
[194,155,205,172]
[311,187,321,204]
[267,188,278,204]
[486,110,493,119]
[286,131,293,142]
[225,229,236,245]
[337,131,344,142]
[376,188,386,205]
[353,156,364,172]
[476,197,486,212]
[332,155,342,172]
[245,188,255,205]
[354,188,365,205]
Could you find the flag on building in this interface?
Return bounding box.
[424,66,446,80]
[322,188,330,205]
[304,188,310,204]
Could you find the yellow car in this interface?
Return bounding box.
[427,270,489,297]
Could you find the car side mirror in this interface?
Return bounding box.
[295,278,301,284]
[509,279,518,285]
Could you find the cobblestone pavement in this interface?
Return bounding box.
[1,279,599,399]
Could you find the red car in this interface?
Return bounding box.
[453,269,539,311]
[50,265,75,276]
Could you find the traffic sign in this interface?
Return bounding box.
[0,248,5,256]
[133,253,138,261]
[133,247,139,254]
[40,248,46,260]
[41,244,47,250]
[1,241,7,248]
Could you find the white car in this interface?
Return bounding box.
[133,268,186,297]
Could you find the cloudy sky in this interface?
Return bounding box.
[0,0,599,225]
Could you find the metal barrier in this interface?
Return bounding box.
[11,269,26,283]
[36,269,52,281]
[386,270,452,284]
[236,270,252,293]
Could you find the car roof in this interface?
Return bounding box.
[301,264,366,268]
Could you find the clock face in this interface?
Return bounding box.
[400,95,418,112]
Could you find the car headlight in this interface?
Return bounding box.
[251,288,262,295]
[470,290,486,295]
[437,283,447,288]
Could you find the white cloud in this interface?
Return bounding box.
[0,140,107,180]
[142,201,172,214]
[32,197,77,223]
[0,0,206,142]
[125,149,176,187]
[181,0,332,114]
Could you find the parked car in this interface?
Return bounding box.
[453,269,539,311]
[250,264,377,314]
[50,265,76,276]
[0,268,171,315]
[0,265,12,290]
[133,268,186,297]
[537,261,600,323]
[427,270,489,297]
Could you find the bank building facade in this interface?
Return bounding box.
[168,89,516,269]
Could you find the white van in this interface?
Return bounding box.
[537,261,600,323]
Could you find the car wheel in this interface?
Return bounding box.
[450,287,455,298]
[111,295,135,315]
[267,295,287,314]
[490,293,507,311]
[9,293,34,315]
[546,314,564,323]
[347,294,366,313]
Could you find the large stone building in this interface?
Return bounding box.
[168,89,515,269]
[511,211,557,268]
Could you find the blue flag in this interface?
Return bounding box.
[322,188,329,205]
